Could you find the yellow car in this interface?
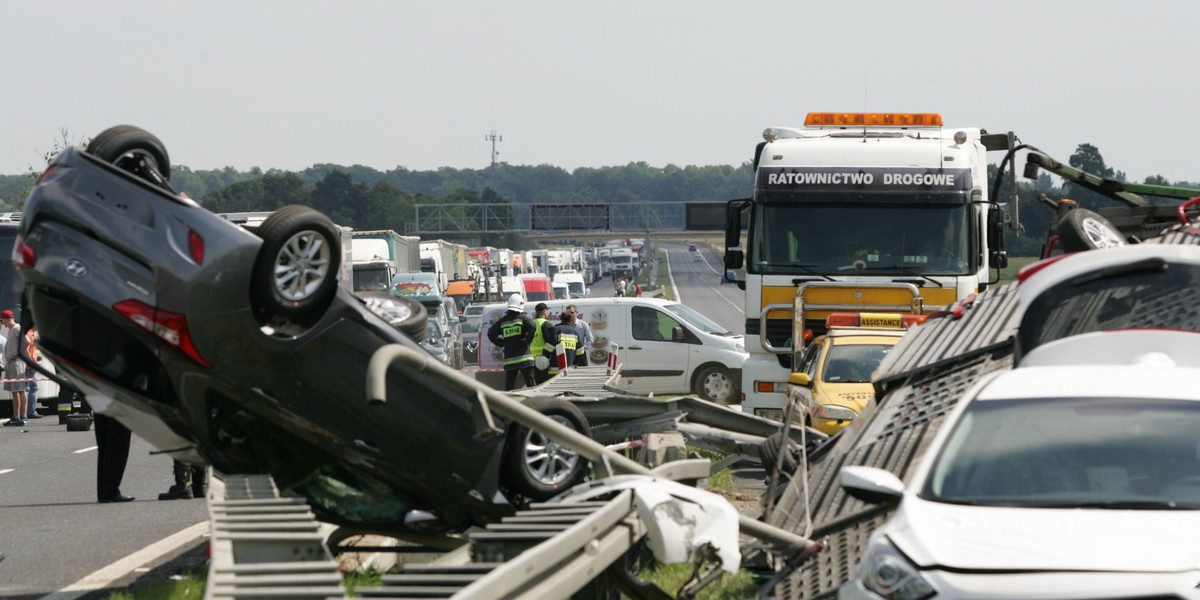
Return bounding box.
[787,312,918,434]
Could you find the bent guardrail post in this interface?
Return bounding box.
[366,343,820,560]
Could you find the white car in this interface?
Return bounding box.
[839,329,1200,599]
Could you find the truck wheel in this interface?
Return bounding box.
[357,291,427,342]
[502,397,590,500]
[694,364,734,405]
[87,125,172,190]
[251,205,341,320]
[1057,208,1125,252]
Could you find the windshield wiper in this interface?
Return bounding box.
[854,265,944,287]
[789,264,835,282]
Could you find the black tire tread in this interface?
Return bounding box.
[1057,208,1123,253]
[87,125,171,179]
[693,364,733,405]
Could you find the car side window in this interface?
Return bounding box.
[800,343,822,379]
[632,306,681,342]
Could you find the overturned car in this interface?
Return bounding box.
[16,126,590,534]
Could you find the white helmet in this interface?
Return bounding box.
[534,355,550,370]
[507,293,524,311]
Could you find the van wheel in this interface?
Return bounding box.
[502,397,590,500]
[694,364,734,405]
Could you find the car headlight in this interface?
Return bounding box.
[812,404,858,420]
[734,342,745,353]
[859,536,935,600]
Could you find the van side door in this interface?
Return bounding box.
[621,305,690,394]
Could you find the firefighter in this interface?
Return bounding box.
[486,294,537,390]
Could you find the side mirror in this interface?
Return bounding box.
[671,326,685,343]
[724,249,744,270]
[840,466,904,506]
[788,372,812,387]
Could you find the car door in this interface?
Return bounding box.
[621,305,689,394]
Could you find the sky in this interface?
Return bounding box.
[6,1,1200,185]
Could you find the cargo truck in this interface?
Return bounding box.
[350,230,419,293]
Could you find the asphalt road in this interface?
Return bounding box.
[661,241,744,335]
[0,416,208,599]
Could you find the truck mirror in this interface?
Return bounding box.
[1023,161,1040,181]
[672,326,685,343]
[990,249,1009,270]
[725,198,750,249]
[724,249,744,270]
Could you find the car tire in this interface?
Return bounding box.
[87,125,172,189]
[693,364,734,405]
[502,397,590,500]
[356,291,427,342]
[758,431,799,476]
[1056,208,1125,252]
[251,205,342,320]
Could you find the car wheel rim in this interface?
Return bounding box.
[523,415,580,486]
[273,230,332,301]
[703,372,731,402]
[1082,218,1124,248]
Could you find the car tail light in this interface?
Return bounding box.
[188,230,204,265]
[12,235,35,268]
[37,165,59,184]
[113,300,212,368]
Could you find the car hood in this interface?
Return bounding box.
[890,496,1200,572]
[815,382,874,410]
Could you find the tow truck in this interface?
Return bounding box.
[725,113,1019,417]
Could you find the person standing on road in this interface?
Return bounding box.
[544,310,584,376]
[2,311,28,427]
[566,304,591,367]
[159,459,207,500]
[83,393,134,503]
[530,302,554,384]
[23,326,41,420]
[487,294,537,391]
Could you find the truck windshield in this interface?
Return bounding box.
[749,201,972,276]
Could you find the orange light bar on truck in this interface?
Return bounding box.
[825,312,925,329]
[804,113,944,127]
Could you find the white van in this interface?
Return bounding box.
[477,297,746,404]
[552,270,588,298]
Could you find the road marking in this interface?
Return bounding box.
[681,244,744,316]
[0,468,13,475]
[73,446,97,454]
[664,248,681,304]
[39,521,209,600]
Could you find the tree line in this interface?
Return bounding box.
[1,142,1194,256]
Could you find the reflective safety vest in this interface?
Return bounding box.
[531,317,549,362]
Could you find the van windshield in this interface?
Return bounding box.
[664,303,730,336]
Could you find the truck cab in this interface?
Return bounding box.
[728,113,1012,417]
